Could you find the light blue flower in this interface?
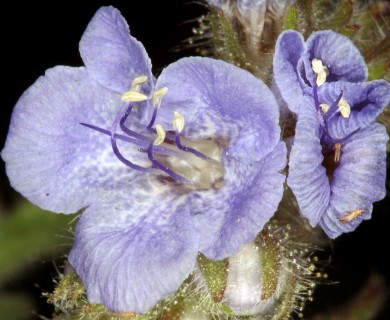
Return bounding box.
[273,30,390,238]
[2,6,286,313]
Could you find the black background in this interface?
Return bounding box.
[1,1,389,319]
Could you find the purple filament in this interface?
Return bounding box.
[148,141,193,185]
[119,103,149,141]
[110,103,153,172]
[174,130,214,162]
[80,123,181,157]
[323,92,344,122]
[147,106,159,129]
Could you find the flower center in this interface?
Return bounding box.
[82,76,225,190]
[310,59,359,182]
[311,59,354,163]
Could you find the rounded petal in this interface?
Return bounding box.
[1,66,136,214]
[80,6,153,94]
[152,57,286,258]
[320,123,388,238]
[288,98,330,226]
[319,80,390,139]
[69,189,199,313]
[273,30,307,113]
[193,140,286,259]
[305,30,368,83]
[156,57,281,161]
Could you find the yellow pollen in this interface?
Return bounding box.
[320,103,330,113]
[154,124,166,145]
[121,91,148,102]
[130,75,148,92]
[173,111,185,133]
[334,143,342,162]
[311,59,329,86]
[338,97,351,118]
[152,87,168,108]
[339,209,364,223]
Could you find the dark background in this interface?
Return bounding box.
[1,1,389,319]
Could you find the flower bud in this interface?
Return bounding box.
[196,221,318,318]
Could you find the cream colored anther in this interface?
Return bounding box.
[311,59,329,86]
[334,143,342,162]
[121,91,148,102]
[320,103,330,114]
[154,125,166,145]
[173,112,185,133]
[130,75,148,92]
[338,97,351,118]
[152,87,168,108]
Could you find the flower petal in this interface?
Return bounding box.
[1,66,137,214]
[273,30,307,113]
[193,140,286,259]
[156,56,281,161]
[154,56,286,258]
[80,6,153,94]
[305,30,368,83]
[320,123,388,238]
[288,97,330,226]
[69,189,199,313]
[319,80,390,139]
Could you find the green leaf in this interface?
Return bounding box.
[0,200,76,282]
[0,293,34,320]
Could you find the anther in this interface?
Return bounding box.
[320,103,330,114]
[311,59,329,86]
[172,112,214,162]
[130,75,148,92]
[334,143,342,162]
[147,87,168,129]
[154,124,166,145]
[339,209,364,223]
[173,111,185,133]
[338,97,351,118]
[121,91,148,102]
[152,87,168,108]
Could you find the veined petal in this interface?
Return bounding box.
[80,6,153,94]
[305,30,368,83]
[156,57,281,161]
[288,97,330,226]
[194,140,286,259]
[273,30,306,113]
[319,80,390,139]
[69,189,199,313]
[1,66,136,214]
[320,123,388,238]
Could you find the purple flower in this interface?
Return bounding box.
[2,6,286,313]
[273,30,390,238]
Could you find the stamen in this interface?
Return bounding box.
[130,75,148,92]
[80,122,182,157]
[173,112,214,161]
[152,87,168,108]
[154,124,166,145]
[119,104,149,141]
[147,87,168,129]
[323,92,344,121]
[121,91,148,102]
[147,128,193,185]
[339,209,364,223]
[334,143,342,162]
[320,103,330,114]
[110,103,153,172]
[311,58,329,86]
[338,97,351,118]
[173,111,185,133]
